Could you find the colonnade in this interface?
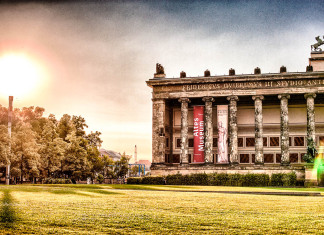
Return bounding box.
[152,93,316,165]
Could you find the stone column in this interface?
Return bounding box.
[152,98,165,164]
[305,93,316,142]
[227,96,239,165]
[278,94,290,165]
[179,98,190,164]
[252,95,264,164]
[203,97,214,163]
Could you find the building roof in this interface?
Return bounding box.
[99,149,121,161]
[136,160,151,166]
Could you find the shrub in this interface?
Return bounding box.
[127,177,142,184]
[166,174,183,185]
[141,176,165,185]
[128,172,296,187]
[228,174,242,186]
[270,173,284,186]
[282,172,297,187]
[189,173,209,185]
[43,178,72,184]
[209,173,229,186]
[241,174,270,187]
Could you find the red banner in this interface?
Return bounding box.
[193,106,204,163]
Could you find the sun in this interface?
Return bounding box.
[0,53,42,98]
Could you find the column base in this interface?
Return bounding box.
[280,162,290,166]
[255,162,264,165]
[230,162,239,167]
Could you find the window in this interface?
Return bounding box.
[263,137,268,147]
[252,154,255,163]
[213,138,218,147]
[289,137,292,147]
[172,154,180,163]
[240,154,249,163]
[165,154,170,163]
[188,154,192,163]
[276,154,281,163]
[176,138,181,148]
[238,138,244,147]
[294,137,304,147]
[166,138,169,148]
[270,137,280,147]
[264,154,274,163]
[246,138,255,147]
[290,153,298,163]
[189,138,194,148]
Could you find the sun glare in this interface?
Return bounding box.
[0,53,43,98]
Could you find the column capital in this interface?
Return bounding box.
[202,96,214,102]
[278,94,290,100]
[252,95,264,101]
[178,97,190,103]
[227,95,239,101]
[304,93,317,99]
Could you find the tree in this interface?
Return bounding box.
[130,165,144,177]
[72,115,88,137]
[63,131,89,178]
[11,122,40,183]
[114,153,130,178]
[85,131,102,148]
[0,125,10,166]
[87,146,103,175]
[101,155,115,178]
[303,137,318,163]
[57,114,75,141]
[39,119,67,178]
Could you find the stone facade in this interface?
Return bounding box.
[147,51,324,179]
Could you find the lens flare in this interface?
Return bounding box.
[0,53,43,98]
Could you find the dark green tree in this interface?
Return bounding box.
[303,137,318,163]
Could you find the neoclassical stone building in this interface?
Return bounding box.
[147,51,324,178]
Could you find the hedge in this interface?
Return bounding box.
[128,172,299,187]
[127,176,165,185]
[43,178,72,184]
[270,172,297,187]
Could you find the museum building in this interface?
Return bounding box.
[146,49,324,178]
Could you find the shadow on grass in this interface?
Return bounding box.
[109,184,168,191]
[0,185,121,197]
[0,189,18,228]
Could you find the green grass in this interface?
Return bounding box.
[0,184,324,234]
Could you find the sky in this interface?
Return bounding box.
[0,0,323,162]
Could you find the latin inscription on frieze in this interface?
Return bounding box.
[154,78,324,93]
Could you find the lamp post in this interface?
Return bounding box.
[6,96,13,185]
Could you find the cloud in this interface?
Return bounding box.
[0,0,323,160]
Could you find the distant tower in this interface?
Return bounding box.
[134,145,137,164]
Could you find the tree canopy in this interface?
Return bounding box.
[0,105,128,183]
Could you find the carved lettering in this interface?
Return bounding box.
[155,78,324,93]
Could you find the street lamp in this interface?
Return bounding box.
[6,96,13,185]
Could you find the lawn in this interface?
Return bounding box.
[0,184,324,234]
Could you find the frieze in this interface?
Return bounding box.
[153,78,324,93]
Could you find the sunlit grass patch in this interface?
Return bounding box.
[0,185,324,234]
[108,184,165,190]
